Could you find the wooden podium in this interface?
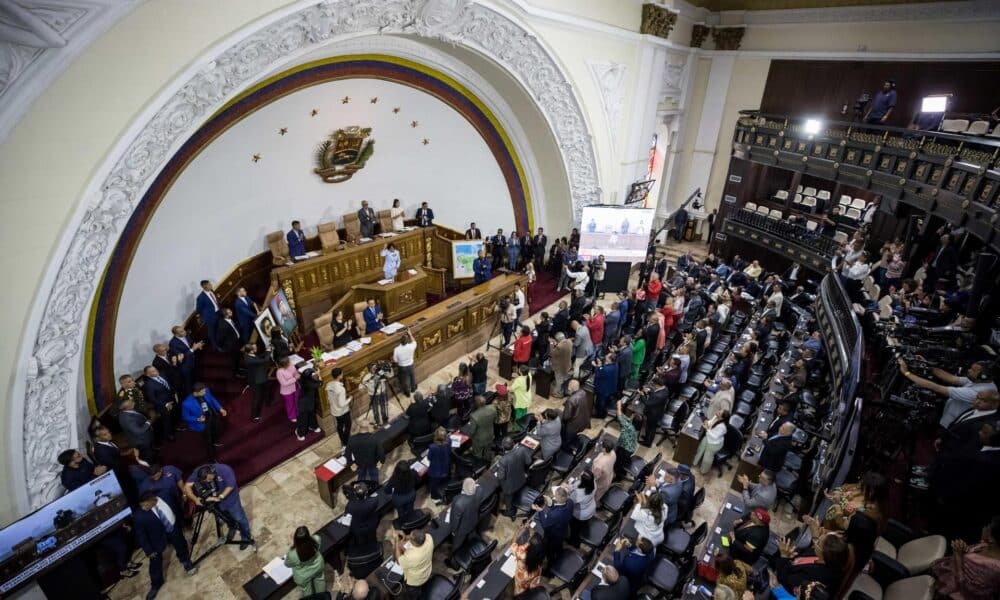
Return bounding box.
[353,268,429,322]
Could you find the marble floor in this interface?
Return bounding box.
[109,241,801,599]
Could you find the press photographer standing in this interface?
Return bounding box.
[393,330,418,397]
[183,463,254,550]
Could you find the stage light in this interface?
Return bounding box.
[921,95,948,113]
[804,119,823,135]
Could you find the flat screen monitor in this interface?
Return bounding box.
[578,205,654,263]
[0,471,131,594]
[450,240,485,279]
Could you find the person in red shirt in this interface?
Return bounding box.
[660,303,675,336]
[512,325,533,366]
[646,273,663,308]
[586,307,605,347]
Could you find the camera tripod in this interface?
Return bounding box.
[189,502,256,565]
[485,310,504,352]
[364,371,405,424]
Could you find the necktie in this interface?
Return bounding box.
[153,505,173,533]
[156,376,170,390]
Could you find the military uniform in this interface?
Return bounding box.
[118,386,153,418]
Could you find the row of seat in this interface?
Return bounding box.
[265,210,401,264]
[941,118,1000,137]
[732,208,847,254]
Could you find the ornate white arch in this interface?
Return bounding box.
[13,0,600,510]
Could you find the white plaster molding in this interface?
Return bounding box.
[0,0,143,144]
[12,0,600,510]
[586,59,627,154]
[727,0,1000,25]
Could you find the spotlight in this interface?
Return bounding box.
[804,119,823,135]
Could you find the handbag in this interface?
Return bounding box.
[696,561,718,582]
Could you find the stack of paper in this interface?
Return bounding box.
[359,337,372,344]
[500,555,517,577]
[346,341,364,351]
[296,360,314,373]
[406,268,418,275]
[262,557,293,584]
[381,323,405,334]
[323,456,347,475]
[293,255,309,261]
[378,278,394,285]
[324,349,351,361]
[288,355,304,365]
[359,237,373,243]
[305,251,321,258]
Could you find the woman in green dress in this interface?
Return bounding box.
[284,526,326,597]
[630,337,646,383]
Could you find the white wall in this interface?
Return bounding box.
[114,78,511,372]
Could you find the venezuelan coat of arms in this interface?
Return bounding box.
[314,126,375,183]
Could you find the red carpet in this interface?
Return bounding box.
[528,270,566,314]
[157,348,324,486]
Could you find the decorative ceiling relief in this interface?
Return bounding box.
[0,0,142,143]
[17,0,600,509]
[587,60,628,150]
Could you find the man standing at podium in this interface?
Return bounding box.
[287,220,306,258]
[473,249,492,284]
[416,201,434,227]
[358,200,377,238]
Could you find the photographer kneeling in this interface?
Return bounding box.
[183,463,254,550]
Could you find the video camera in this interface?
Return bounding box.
[369,360,394,380]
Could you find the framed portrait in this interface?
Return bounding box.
[254,308,276,344]
[269,289,297,335]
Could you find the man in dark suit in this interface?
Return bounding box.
[533,227,548,270]
[927,232,959,289]
[448,478,482,552]
[935,389,999,459]
[415,201,434,227]
[195,280,221,349]
[759,421,795,472]
[552,300,570,336]
[118,395,154,462]
[358,200,377,238]
[759,401,794,439]
[143,365,177,441]
[286,220,306,257]
[612,537,654,593]
[465,222,482,239]
[490,228,506,269]
[169,325,203,396]
[134,491,197,599]
[473,249,492,284]
[118,374,152,418]
[640,377,669,446]
[91,423,141,505]
[233,287,259,343]
[495,437,532,517]
[152,343,182,394]
[243,344,271,422]
[362,298,384,334]
[532,486,575,564]
[216,308,242,376]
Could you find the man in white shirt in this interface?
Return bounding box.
[393,330,418,397]
[513,282,527,326]
[768,283,784,314]
[565,265,590,293]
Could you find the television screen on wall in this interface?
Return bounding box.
[0,471,131,594]
[578,205,655,264]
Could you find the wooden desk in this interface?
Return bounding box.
[317,274,525,415]
[272,228,427,330]
[681,492,745,599]
[314,415,410,509]
[353,267,429,322]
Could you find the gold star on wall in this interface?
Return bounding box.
[392,107,400,114]
[279,127,288,135]
[422,139,430,145]
[252,153,261,163]
[310,109,318,116]
[341,96,350,104]
[370,97,378,104]
[411,120,419,128]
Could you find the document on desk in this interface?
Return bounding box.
[305,251,321,258]
[323,456,347,475]
[262,556,293,584]
[288,355,304,366]
[378,278,394,285]
[346,341,364,351]
[500,554,517,577]
[337,513,353,526]
[381,322,405,334]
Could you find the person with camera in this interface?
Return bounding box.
[499,294,517,346]
[361,363,391,426]
[392,330,418,397]
[134,491,198,599]
[183,463,253,550]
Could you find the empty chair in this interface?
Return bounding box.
[661,521,708,559]
[342,212,362,241]
[803,186,817,197]
[744,202,758,212]
[548,547,589,593]
[626,451,662,482]
[833,231,850,244]
[317,222,341,251]
[579,511,621,550]
[600,484,632,515]
[817,190,831,201]
[805,220,818,231]
[840,193,852,205]
[941,119,969,133]
[452,536,497,579]
[552,433,592,478]
[851,197,868,209]
[266,231,290,265]
[989,123,1000,138]
[792,193,803,205]
[967,120,990,135]
[769,209,782,219]
[512,457,554,514]
[801,196,817,211]
[774,190,789,201]
[756,205,770,215]
[346,547,383,579]
[397,509,432,532]
[875,533,947,575]
[648,555,696,597]
[845,207,863,221]
[452,448,488,480]
[408,431,436,456]
[796,184,804,193]
[423,573,463,600]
